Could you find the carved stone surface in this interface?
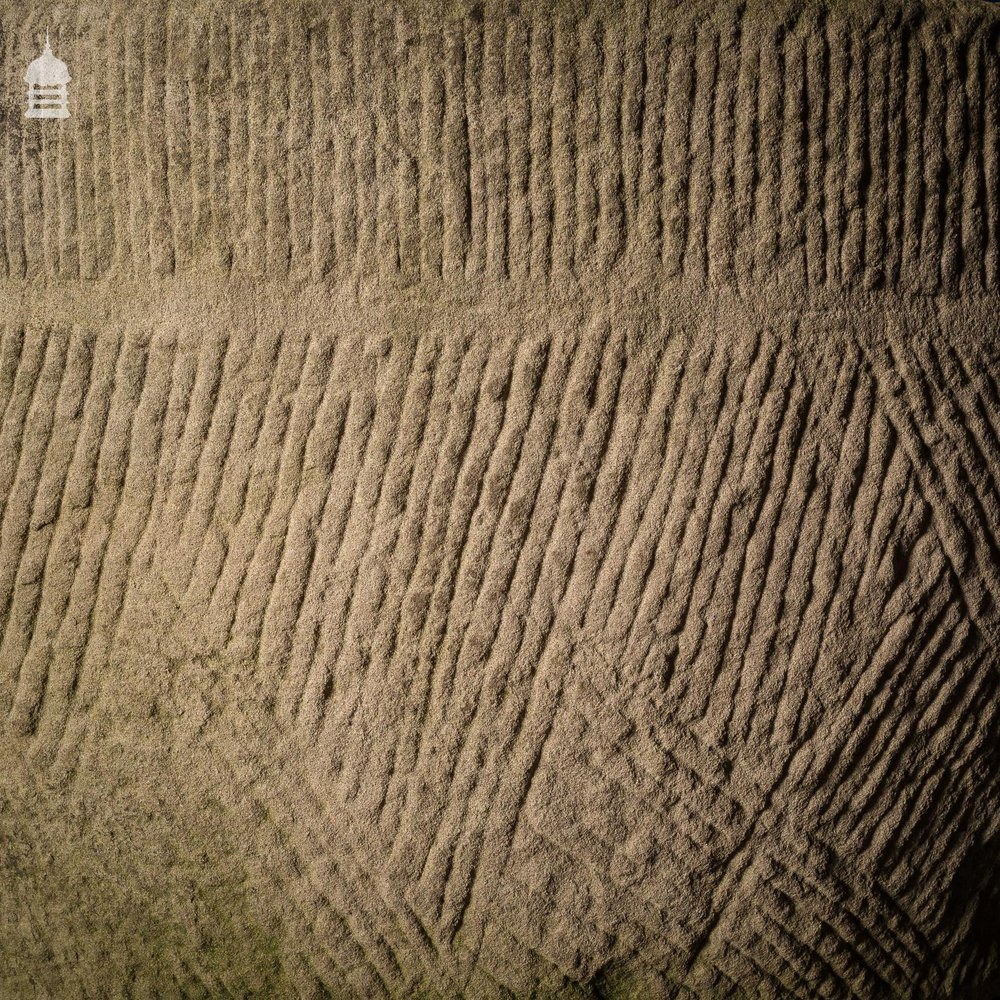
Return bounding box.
[0,2,997,996]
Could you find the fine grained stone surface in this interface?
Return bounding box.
[1,1,999,997]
